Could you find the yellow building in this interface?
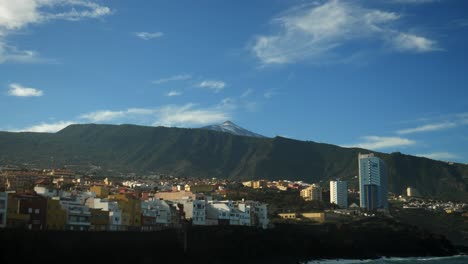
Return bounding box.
[90,186,110,199]
[242,180,267,189]
[109,194,141,228]
[6,194,30,228]
[300,184,322,201]
[46,198,66,230]
[252,180,267,189]
[278,213,297,219]
[301,212,326,223]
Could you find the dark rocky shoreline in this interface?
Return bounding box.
[0,218,458,264]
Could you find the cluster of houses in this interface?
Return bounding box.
[0,184,269,231]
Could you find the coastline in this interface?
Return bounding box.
[0,217,459,263]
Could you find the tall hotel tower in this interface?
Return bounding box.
[358,153,388,210]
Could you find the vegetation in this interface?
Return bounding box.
[1,124,468,201]
[0,218,457,264]
[390,201,468,246]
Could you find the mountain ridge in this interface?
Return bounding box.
[1,123,467,201]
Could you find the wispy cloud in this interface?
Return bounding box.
[391,0,438,4]
[16,121,75,133]
[0,0,112,64]
[152,74,192,85]
[7,83,43,97]
[166,90,181,97]
[79,104,230,127]
[415,152,458,162]
[397,121,458,134]
[264,89,278,99]
[134,32,164,40]
[197,80,226,93]
[80,110,127,122]
[391,33,439,53]
[241,88,253,98]
[344,136,416,150]
[251,0,439,65]
[0,43,56,64]
[155,104,229,127]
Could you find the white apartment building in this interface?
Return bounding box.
[330,180,348,209]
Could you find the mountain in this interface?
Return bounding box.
[0,123,467,201]
[201,121,265,138]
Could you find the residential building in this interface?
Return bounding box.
[14,193,48,230]
[6,193,30,229]
[85,197,122,230]
[153,191,194,201]
[301,212,326,223]
[330,180,348,208]
[278,213,297,219]
[109,194,141,229]
[46,198,66,230]
[406,187,421,197]
[358,153,388,210]
[141,199,172,226]
[248,201,269,229]
[189,184,215,193]
[192,199,207,225]
[89,208,109,231]
[34,186,58,198]
[0,192,7,228]
[60,199,91,231]
[300,184,322,201]
[237,203,252,226]
[242,180,267,189]
[90,186,110,199]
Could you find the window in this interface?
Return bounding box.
[35,209,40,214]
[28,208,32,213]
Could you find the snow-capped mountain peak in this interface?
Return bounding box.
[201,121,265,138]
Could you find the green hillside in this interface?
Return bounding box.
[1,124,467,201]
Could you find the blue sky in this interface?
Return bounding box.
[1,0,467,163]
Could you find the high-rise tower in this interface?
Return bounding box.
[358,153,388,210]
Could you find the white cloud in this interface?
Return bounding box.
[345,136,416,150]
[152,74,192,85]
[134,32,164,40]
[397,121,457,134]
[197,80,225,93]
[80,110,126,122]
[251,0,438,65]
[166,90,181,97]
[0,0,112,63]
[391,33,439,53]
[79,104,230,127]
[17,120,75,133]
[415,152,458,162]
[155,104,229,127]
[7,83,43,97]
[241,88,253,98]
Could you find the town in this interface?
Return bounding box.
[1,152,467,232]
